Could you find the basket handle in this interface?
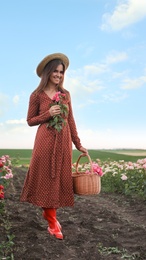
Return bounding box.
[75,153,93,174]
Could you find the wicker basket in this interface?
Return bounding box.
[72,153,101,195]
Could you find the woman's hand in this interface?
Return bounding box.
[79,146,88,155]
[49,105,61,116]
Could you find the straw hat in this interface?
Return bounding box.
[36,53,69,77]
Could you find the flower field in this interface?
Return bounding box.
[101,158,146,199]
[0,150,146,259]
[0,155,13,201]
[0,155,14,259]
[72,154,146,200]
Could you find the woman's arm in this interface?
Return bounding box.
[67,93,88,154]
[27,93,51,126]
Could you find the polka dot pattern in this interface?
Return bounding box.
[20,91,82,208]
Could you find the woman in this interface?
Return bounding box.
[20,53,88,239]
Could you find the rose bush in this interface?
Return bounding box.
[101,158,146,198]
[0,155,13,200]
[72,157,146,199]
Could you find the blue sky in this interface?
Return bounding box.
[0,0,146,149]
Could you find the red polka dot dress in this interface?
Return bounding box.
[20,90,82,208]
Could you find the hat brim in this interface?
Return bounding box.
[36,53,69,77]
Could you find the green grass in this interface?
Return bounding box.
[0,149,32,159]
[73,149,146,164]
[0,149,146,165]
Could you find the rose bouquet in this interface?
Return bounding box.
[85,162,103,176]
[46,91,68,132]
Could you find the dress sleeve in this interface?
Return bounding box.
[27,93,51,126]
[67,92,82,150]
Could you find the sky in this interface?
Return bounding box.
[0,0,146,150]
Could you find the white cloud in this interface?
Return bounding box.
[65,50,128,96]
[81,51,128,77]
[102,92,128,103]
[0,121,37,149]
[64,74,82,95]
[112,70,129,79]
[65,73,105,99]
[101,0,146,31]
[121,75,146,89]
[83,64,108,75]
[78,127,146,149]
[105,51,128,64]
[84,80,105,92]
[77,98,101,108]
[0,93,9,116]
[6,118,26,125]
[0,119,146,150]
[13,95,20,104]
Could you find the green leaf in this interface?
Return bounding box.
[54,116,59,123]
[54,124,62,132]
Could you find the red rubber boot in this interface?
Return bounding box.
[43,208,63,240]
[42,209,62,230]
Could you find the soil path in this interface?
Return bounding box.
[2,167,146,260]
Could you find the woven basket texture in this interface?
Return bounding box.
[72,153,101,195]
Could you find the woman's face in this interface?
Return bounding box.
[49,64,64,85]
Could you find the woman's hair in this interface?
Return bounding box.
[34,59,67,95]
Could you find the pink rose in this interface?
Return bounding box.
[121,174,128,180]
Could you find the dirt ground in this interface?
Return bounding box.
[1,167,146,260]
